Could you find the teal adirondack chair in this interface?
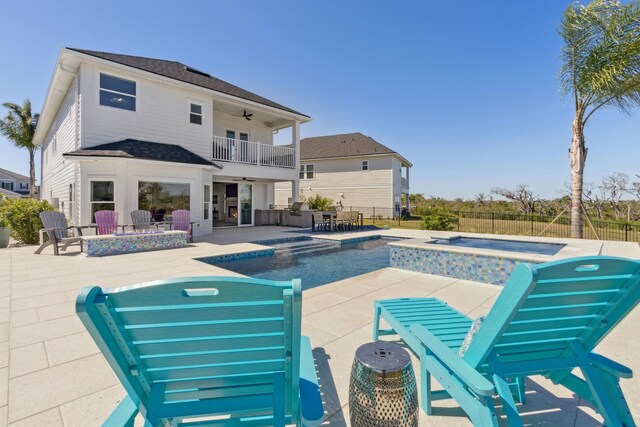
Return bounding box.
[373,256,640,426]
[76,276,324,427]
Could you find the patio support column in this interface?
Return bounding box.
[292,119,301,203]
[405,166,410,213]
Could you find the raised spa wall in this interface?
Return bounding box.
[388,240,549,286]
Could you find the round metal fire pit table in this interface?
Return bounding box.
[349,342,418,426]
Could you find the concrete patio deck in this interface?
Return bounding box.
[0,226,638,426]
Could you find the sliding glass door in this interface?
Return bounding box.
[238,183,252,226]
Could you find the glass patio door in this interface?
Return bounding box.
[238,183,252,226]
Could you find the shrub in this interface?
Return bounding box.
[420,205,456,231]
[0,197,56,244]
[306,194,333,211]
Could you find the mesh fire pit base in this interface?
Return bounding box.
[349,342,419,427]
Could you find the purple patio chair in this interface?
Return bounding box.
[172,209,193,242]
[94,210,118,235]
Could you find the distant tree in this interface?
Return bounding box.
[491,184,538,214]
[600,172,629,219]
[559,0,640,237]
[628,174,640,200]
[0,100,39,198]
[474,192,492,208]
[582,182,607,219]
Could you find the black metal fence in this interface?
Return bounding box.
[349,207,640,243]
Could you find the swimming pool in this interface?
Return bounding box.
[202,237,391,289]
[432,237,565,255]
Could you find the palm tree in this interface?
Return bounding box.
[0,100,39,198]
[559,0,640,238]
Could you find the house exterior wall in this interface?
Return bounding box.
[78,159,219,236]
[275,155,395,212]
[78,62,275,158]
[40,76,80,221]
[39,52,303,234]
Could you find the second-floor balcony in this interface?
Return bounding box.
[212,136,295,169]
[401,176,409,190]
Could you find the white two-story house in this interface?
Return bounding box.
[0,168,31,197]
[275,132,412,217]
[34,48,309,236]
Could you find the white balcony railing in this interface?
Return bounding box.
[212,136,296,168]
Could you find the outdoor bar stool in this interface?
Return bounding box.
[349,342,418,427]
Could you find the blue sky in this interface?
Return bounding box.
[0,1,638,199]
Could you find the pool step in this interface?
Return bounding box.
[275,241,340,256]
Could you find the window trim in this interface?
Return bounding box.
[362,160,369,171]
[98,72,137,112]
[189,101,203,125]
[299,163,315,180]
[89,179,116,222]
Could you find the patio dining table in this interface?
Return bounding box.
[320,212,364,232]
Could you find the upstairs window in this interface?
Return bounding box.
[190,103,202,125]
[362,160,369,171]
[99,73,136,111]
[299,164,314,180]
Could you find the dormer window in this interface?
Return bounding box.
[99,73,136,111]
[189,103,203,125]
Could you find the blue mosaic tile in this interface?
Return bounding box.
[85,232,188,257]
[251,236,311,245]
[196,249,275,264]
[389,246,537,286]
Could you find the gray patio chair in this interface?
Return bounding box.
[335,211,350,231]
[312,211,329,232]
[35,211,83,256]
[130,210,156,231]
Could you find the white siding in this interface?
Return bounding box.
[80,63,213,159]
[276,155,394,212]
[41,77,80,221]
[79,63,274,160]
[78,159,212,236]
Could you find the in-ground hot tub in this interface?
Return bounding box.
[388,234,600,285]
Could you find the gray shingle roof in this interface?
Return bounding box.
[0,168,29,180]
[63,139,218,167]
[0,188,24,198]
[68,48,308,117]
[298,132,402,160]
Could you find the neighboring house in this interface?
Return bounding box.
[34,48,309,236]
[0,188,24,198]
[0,168,31,196]
[275,132,411,216]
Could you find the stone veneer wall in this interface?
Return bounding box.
[390,246,537,285]
[85,233,188,256]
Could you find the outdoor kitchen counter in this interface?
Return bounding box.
[254,209,314,228]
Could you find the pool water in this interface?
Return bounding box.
[208,238,391,289]
[432,237,565,255]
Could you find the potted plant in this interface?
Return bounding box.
[0,217,10,248]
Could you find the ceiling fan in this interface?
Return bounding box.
[232,177,256,182]
[232,110,253,121]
